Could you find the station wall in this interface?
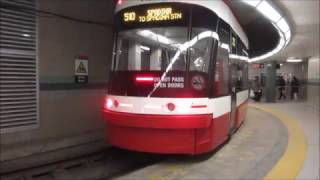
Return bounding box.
[307,57,320,111]
[249,62,308,81]
[0,0,115,164]
[276,62,308,82]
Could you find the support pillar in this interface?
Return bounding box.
[264,62,277,102]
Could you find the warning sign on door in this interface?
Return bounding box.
[75,57,88,84]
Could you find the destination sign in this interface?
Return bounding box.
[123,7,182,23]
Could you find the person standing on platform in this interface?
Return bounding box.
[290,76,300,100]
[278,76,286,100]
[252,76,262,102]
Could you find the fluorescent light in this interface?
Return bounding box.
[272,44,282,53]
[285,30,291,41]
[278,28,284,39]
[287,59,302,63]
[140,45,150,51]
[285,40,289,47]
[242,0,292,62]
[257,1,282,22]
[242,0,262,7]
[277,18,289,33]
[279,37,285,47]
[249,21,289,62]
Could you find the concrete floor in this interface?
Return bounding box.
[114,107,288,180]
[260,102,319,180]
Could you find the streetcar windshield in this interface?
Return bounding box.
[108,3,219,98]
[114,27,188,71]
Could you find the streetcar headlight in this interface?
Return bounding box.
[105,98,113,109]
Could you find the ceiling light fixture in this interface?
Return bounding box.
[257,1,282,22]
[140,45,150,51]
[277,18,290,32]
[287,59,302,63]
[250,26,285,62]
[242,0,262,7]
[243,0,292,62]
[285,30,291,42]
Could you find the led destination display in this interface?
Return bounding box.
[123,7,183,23]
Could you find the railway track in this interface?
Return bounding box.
[0,147,168,180]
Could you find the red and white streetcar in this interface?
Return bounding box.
[103,0,249,154]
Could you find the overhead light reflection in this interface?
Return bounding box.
[220,43,230,52]
[148,31,219,97]
[257,1,281,22]
[242,0,262,7]
[277,18,290,32]
[137,30,171,45]
[140,45,150,51]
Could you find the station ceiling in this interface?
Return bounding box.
[228,0,320,62]
[227,0,279,58]
[274,0,319,61]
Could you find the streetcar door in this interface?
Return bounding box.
[229,61,238,134]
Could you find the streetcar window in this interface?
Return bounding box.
[231,31,237,54]
[240,42,245,56]
[235,61,249,91]
[212,21,231,97]
[218,20,230,45]
[242,62,249,89]
[114,27,188,71]
[236,63,244,91]
[214,47,229,97]
[236,36,242,56]
[189,28,214,73]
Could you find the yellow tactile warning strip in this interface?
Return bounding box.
[249,104,307,180]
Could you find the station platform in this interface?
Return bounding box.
[115,102,318,180]
[115,106,289,180]
[1,102,318,180]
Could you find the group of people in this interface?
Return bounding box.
[251,75,300,102]
[277,75,300,100]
